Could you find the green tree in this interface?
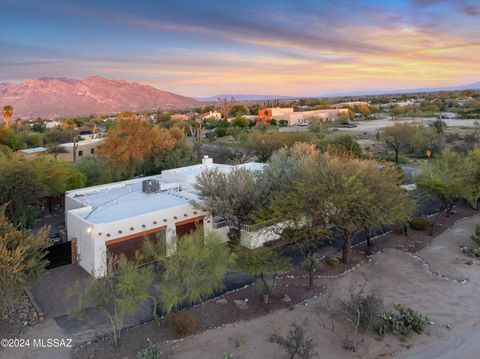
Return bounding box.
[320,135,362,158]
[0,155,85,225]
[232,113,250,128]
[141,231,230,315]
[260,153,412,264]
[0,125,24,150]
[74,157,115,186]
[256,143,328,288]
[71,256,154,347]
[234,246,290,306]
[383,123,417,164]
[417,150,463,235]
[431,119,447,134]
[243,132,315,162]
[0,157,47,225]
[0,205,51,316]
[461,147,480,209]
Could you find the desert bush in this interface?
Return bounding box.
[458,224,480,258]
[272,322,318,359]
[336,289,384,351]
[445,133,461,143]
[223,354,237,359]
[230,334,246,348]
[136,338,173,359]
[471,224,480,245]
[339,290,384,333]
[325,256,340,267]
[377,304,429,336]
[408,217,431,231]
[167,311,198,337]
[459,244,480,258]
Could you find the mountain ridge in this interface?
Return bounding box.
[196,81,480,102]
[0,76,199,118]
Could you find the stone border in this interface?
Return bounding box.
[74,211,480,351]
[24,288,44,322]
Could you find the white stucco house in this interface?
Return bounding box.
[65,156,266,277]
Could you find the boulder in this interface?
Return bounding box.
[234,299,249,310]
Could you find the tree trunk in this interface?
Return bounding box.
[48,197,53,214]
[308,256,315,290]
[364,227,371,247]
[343,232,352,265]
[149,295,161,326]
[395,149,399,164]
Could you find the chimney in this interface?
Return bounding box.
[202,155,213,166]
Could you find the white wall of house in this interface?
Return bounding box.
[67,201,214,277]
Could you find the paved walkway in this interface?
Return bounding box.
[30,265,90,318]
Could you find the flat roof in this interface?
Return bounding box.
[19,147,47,154]
[70,179,191,224]
[67,160,265,224]
[61,137,105,148]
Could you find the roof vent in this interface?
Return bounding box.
[202,155,213,166]
[142,179,160,193]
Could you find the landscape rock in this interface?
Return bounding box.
[216,298,228,304]
[234,299,249,310]
[280,294,292,303]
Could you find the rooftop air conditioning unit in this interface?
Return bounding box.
[142,179,160,193]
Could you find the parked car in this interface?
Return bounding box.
[341,123,357,128]
[50,232,61,244]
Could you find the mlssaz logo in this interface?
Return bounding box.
[33,339,73,348]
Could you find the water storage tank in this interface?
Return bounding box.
[142,179,160,193]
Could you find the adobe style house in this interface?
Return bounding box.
[57,137,104,162]
[65,156,265,277]
[256,107,350,126]
[197,110,222,121]
[18,137,104,162]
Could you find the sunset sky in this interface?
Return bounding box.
[1,0,479,97]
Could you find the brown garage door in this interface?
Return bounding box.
[176,216,204,238]
[106,227,166,261]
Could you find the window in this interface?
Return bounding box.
[78,150,83,157]
[90,148,95,154]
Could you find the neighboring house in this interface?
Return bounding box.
[171,114,190,121]
[56,137,104,162]
[45,120,62,129]
[18,137,105,162]
[455,97,473,107]
[438,112,458,119]
[65,156,266,277]
[257,107,350,126]
[330,101,369,109]
[18,147,47,158]
[380,100,417,110]
[198,110,222,120]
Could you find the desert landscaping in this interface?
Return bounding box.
[167,214,480,359]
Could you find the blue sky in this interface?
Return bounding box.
[1,0,479,96]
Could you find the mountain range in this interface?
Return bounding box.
[196,81,480,102]
[195,94,294,102]
[1,77,479,118]
[0,76,199,118]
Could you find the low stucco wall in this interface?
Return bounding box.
[239,225,281,249]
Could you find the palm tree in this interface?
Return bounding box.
[2,105,13,127]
